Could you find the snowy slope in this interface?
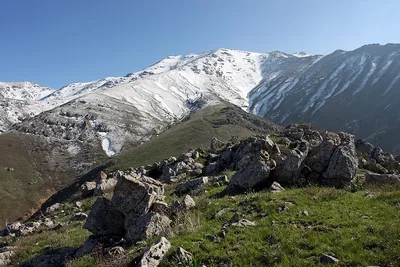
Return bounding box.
[249,43,400,153]
[0,82,54,132]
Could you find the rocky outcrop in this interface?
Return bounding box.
[221,124,359,190]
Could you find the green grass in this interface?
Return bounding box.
[160,185,400,267]
[8,181,400,266]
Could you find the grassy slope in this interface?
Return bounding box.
[5,183,400,266]
[0,133,55,224]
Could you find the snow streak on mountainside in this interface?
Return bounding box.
[249,43,400,153]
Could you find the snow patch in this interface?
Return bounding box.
[102,138,116,157]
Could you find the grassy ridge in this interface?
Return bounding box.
[108,104,280,172]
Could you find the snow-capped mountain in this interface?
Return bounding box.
[249,43,400,153]
[3,43,400,154]
[8,49,272,156]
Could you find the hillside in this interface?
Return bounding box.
[1,124,399,266]
[0,103,280,226]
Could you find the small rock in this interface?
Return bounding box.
[45,203,62,214]
[107,246,125,256]
[152,201,170,215]
[320,254,339,264]
[139,237,171,267]
[176,247,193,264]
[70,212,88,221]
[205,234,217,242]
[179,195,196,211]
[215,208,232,219]
[269,181,284,193]
[302,210,309,216]
[360,215,369,219]
[74,201,83,209]
[218,229,226,239]
[278,206,289,213]
[231,219,257,227]
[365,193,375,198]
[81,181,97,197]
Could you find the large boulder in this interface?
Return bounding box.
[139,237,171,267]
[320,133,358,187]
[83,198,125,237]
[229,161,272,190]
[111,175,164,216]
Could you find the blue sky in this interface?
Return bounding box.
[1,0,399,89]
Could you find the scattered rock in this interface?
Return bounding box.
[175,177,208,195]
[74,201,82,209]
[210,137,225,153]
[139,237,171,267]
[175,247,193,265]
[70,212,88,221]
[205,234,217,242]
[0,250,14,267]
[45,203,62,214]
[320,254,339,264]
[178,195,196,212]
[107,246,125,256]
[360,215,369,219]
[152,201,170,215]
[269,181,284,193]
[81,181,96,197]
[231,219,257,227]
[112,175,164,215]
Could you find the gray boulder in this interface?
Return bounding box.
[321,133,358,187]
[111,175,164,216]
[229,160,273,190]
[83,198,125,237]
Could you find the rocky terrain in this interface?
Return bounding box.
[1,125,399,266]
